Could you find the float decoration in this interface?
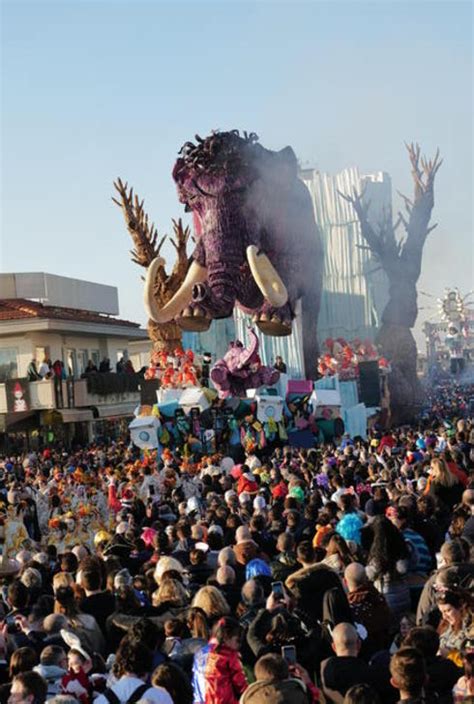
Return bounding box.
[318,337,390,380]
[210,328,280,399]
[113,179,190,354]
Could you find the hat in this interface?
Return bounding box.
[195,542,210,553]
[224,490,237,503]
[289,486,304,503]
[239,491,251,505]
[61,629,91,661]
[94,530,111,546]
[253,495,266,511]
[245,558,272,580]
[114,568,133,590]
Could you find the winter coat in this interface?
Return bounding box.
[270,553,299,582]
[240,678,311,704]
[347,583,391,653]
[285,564,352,626]
[192,643,248,704]
[33,664,67,698]
[429,480,463,511]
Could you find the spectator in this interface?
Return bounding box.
[33,646,68,699]
[0,648,38,704]
[403,626,461,703]
[26,360,40,381]
[151,662,193,704]
[192,617,248,704]
[343,684,381,704]
[436,589,473,664]
[344,562,391,655]
[389,647,426,704]
[365,517,411,628]
[94,637,172,704]
[428,459,463,512]
[8,671,48,704]
[320,623,376,703]
[274,356,287,374]
[241,652,318,703]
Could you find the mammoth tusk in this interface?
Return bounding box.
[144,258,208,323]
[246,245,288,308]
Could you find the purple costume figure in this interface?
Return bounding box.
[210,328,280,398]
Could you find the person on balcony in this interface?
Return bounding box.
[26,359,41,381]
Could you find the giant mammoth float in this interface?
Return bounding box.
[144,131,323,377]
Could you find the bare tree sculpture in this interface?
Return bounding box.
[112,178,191,352]
[339,144,442,421]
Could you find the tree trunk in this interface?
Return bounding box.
[376,324,421,425]
[147,319,183,353]
[338,144,441,425]
[377,269,421,423]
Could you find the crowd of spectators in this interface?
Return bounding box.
[0,382,472,703]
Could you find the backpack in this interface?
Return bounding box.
[102,683,149,704]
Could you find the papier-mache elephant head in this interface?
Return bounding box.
[144,130,323,378]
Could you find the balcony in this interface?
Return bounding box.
[0,375,141,418]
[0,379,57,414]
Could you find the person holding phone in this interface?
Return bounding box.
[241,652,319,703]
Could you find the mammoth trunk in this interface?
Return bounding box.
[192,193,248,319]
[192,258,240,319]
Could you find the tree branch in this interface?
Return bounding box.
[112,178,161,268]
[399,144,442,272]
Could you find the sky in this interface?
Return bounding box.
[1,0,472,345]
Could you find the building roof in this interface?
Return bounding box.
[0,299,140,328]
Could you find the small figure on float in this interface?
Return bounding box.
[211,328,280,399]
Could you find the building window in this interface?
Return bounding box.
[90,350,100,369]
[67,349,77,378]
[78,350,88,376]
[0,347,19,382]
[35,346,49,364]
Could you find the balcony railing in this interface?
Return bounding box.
[0,376,141,415]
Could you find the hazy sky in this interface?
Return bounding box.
[1,0,472,342]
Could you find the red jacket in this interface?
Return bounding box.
[272,481,288,500]
[204,644,248,704]
[237,476,259,495]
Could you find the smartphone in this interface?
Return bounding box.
[149,486,155,496]
[281,645,297,666]
[271,581,284,600]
